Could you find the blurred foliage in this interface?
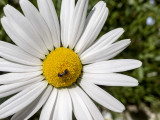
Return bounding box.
[0,0,160,119]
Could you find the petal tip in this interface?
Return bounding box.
[117,105,125,113]
[120,28,125,32]
[126,39,131,44]
[134,60,142,68]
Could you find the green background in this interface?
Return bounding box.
[0,0,160,120]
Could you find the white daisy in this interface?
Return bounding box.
[0,0,142,119]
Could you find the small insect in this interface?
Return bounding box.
[58,69,69,77]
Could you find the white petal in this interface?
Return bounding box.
[60,0,75,47]
[0,82,41,109]
[0,81,48,119]
[20,0,53,51]
[0,71,42,84]
[73,85,104,120]
[80,28,124,57]
[40,87,57,120]
[80,39,131,64]
[11,85,53,120]
[79,80,125,112]
[0,84,30,99]
[68,0,88,49]
[3,5,48,56]
[0,77,43,98]
[0,41,42,66]
[0,75,44,94]
[53,89,72,120]
[75,1,109,54]
[37,0,60,48]
[0,58,42,73]
[1,17,45,59]
[83,59,142,73]
[82,73,138,86]
[69,86,93,120]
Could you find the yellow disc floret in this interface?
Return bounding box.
[43,47,82,88]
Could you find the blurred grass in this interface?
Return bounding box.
[0,0,160,119]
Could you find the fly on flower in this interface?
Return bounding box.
[0,0,142,119]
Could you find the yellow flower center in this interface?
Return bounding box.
[43,47,82,88]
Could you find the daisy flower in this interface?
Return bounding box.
[0,0,142,119]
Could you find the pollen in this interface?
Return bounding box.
[43,47,82,88]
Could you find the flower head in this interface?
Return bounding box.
[0,0,142,119]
